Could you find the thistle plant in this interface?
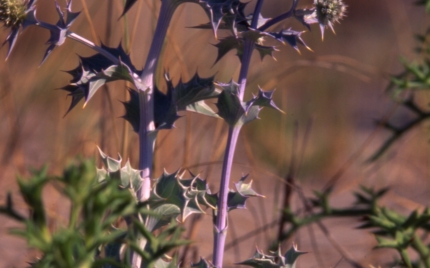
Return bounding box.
[0,0,348,267]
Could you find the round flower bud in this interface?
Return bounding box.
[315,0,347,28]
[0,0,27,28]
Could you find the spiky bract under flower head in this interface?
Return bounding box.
[315,0,346,30]
[0,0,26,28]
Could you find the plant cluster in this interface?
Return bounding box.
[0,0,348,266]
[370,0,430,161]
[5,0,429,268]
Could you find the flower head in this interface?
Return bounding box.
[1,0,36,59]
[0,0,27,28]
[314,0,347,39]
[301,0,347,40]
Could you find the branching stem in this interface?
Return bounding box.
[35,21,120,64]
[213,126,240,267]
[132,0,178,267]
[212,1,265,267]
[258,0,299,31]
[136,0,178,202]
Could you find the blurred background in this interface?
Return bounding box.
[1,0,429,267]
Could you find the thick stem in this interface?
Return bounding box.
[212,1,263,265]
[213,126,240,267]
[237,39,255,99]
[135,0,177,203]
[131,1,178,267]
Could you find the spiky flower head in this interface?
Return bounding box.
[314,0,347,38]
[1,0,36,59]
[0,0,27,29]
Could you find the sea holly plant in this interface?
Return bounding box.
[0,0,347,267]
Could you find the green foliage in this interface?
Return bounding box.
[273,186,384,250]
[389,59,430,96]
[96,148,262,222]
[371,1,430,161]
[0,159,188,268]
[360,207,430,267]
[97,147,142,192]
[417,0,430,13]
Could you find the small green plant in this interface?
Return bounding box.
[370,0,430,161]
[0,159,189,268]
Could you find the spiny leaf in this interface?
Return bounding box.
[186,101,219,118]
[216,85,245,125]
[84,62,134,107]
[197,0,245,38]
[123,73,219,132]
[62,43,137,113]
[247,13,270,29]
[375,236,401,249]
[64,62,134,112]
[41,0,81,65]
[234,175,264,198]
[96,148,143,192]
[269,29,311,54]
[97,147,122,172]
[214,30,276,63]
[3,28,20,60]
[237,244,305,268]
[145,204,181,232]
[78,43,136,74]
[121,0,138,17]
[242,30,277,60]
[282,243,307,267]
[153,170,213,221]
[17,167,50,228]
[214,36,242,63]
[122,88,140,132]
[255,44,277,60]
[227,175,263,211]
[154,75,180,130]
[246,87,283,113]
[123,85,179,131]
[293,8,315,30]
[173,73,219,110]
[216,81,262,126]
[191,2,249,35]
